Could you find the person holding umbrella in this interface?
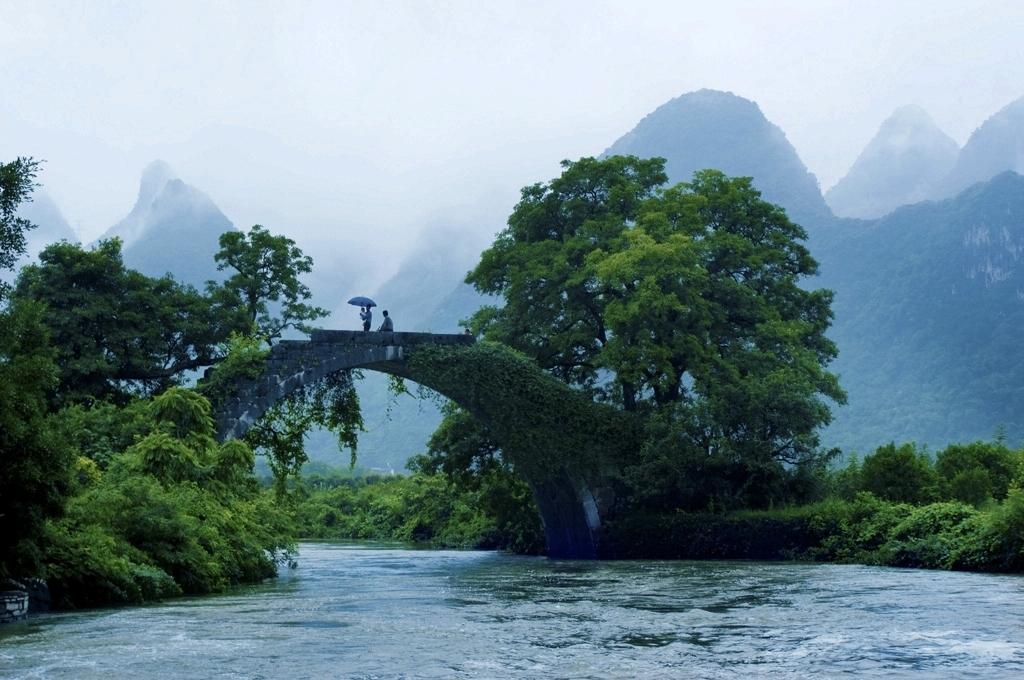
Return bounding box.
[348,296,376,331]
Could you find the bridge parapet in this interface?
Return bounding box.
[217,330,474,442]
[309,329,474,347]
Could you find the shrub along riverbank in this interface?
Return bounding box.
[40,389,295,609]
[289,468,544,554]
[294,439,1024,574]
[602,491,1024,570]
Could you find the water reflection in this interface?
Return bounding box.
[2,542,1023,679]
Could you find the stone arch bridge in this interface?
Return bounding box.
[216,330,634,559]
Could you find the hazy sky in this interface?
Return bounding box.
[2,0,1023,260]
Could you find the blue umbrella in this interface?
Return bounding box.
[348,296,377,308]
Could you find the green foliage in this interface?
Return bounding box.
[211,225,327,342]
[604,491,1023,572]
[459,156,843,514]
[0,156,41,299]
[880,502,979,568]
[245,371,364,495]
[407,341,637,481]
[293,471,543,553]
[43,388,294,609]
[468,155,668,402]
[859,442,937,504]
[195,333,271,421]
[201,226,359,493]
[14,239,244,403]
[412,403,502,483]
[48,400,151,469]
[624,402,836,511]
[43,523,181,608]
[935,441,1018,504]
[0,299,73,579]
[411,406,543,552]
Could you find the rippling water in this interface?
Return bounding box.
[2,542,1023,678]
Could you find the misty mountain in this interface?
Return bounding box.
[99,161,236,287]
[603,89,831,225]
[816,171,1024,451]
[331,222,488,332]
[20,189,77,256]
[826,105,959,219]
[936,95,1024,198]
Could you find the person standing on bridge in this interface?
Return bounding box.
[360,306,372,332]
[378,310,393,332]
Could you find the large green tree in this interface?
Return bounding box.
[0,156,73,578]
[212,225,327,342]
[15,239,245,404]
[463,156,845,508]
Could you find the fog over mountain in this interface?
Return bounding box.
[937,95,1024,198]
[103,161,179,249]
[826,105,960,219]
[5,1,1024,273]
[604,89,831,225]
[20,189,77,254]
[98,161,236,288]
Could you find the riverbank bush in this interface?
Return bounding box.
[603,438,1024,572]
[43,389,295,608]
[603,490,1024,572]
[292,470,544,554]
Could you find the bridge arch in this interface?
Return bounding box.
[215,330,633,558]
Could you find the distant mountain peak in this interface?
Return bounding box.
[135,160,178,215]
[937,94,1024,197]
[97,162,235,286]
[103,160,179,249]
[826,104,959,219]
[604,88,831,225]
[886,103,933,124]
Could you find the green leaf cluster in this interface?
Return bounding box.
[243,370,364,496]
[14,239,246,404]
[213,225,327,342]
[292,470,543,554]
[830,439,1023,507]
[605,489,1024,572]
[43,388,294,608]
[0,299,73,579]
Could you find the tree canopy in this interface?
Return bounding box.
[14,239,245,404]
[461,156,846,508]
[213,225,327,342]
[0,156,74,579]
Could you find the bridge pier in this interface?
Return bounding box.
[528,468,602,559]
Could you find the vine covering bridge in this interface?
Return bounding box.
[215,330,636,559]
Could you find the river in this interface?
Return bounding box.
[2,542,1023,678]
